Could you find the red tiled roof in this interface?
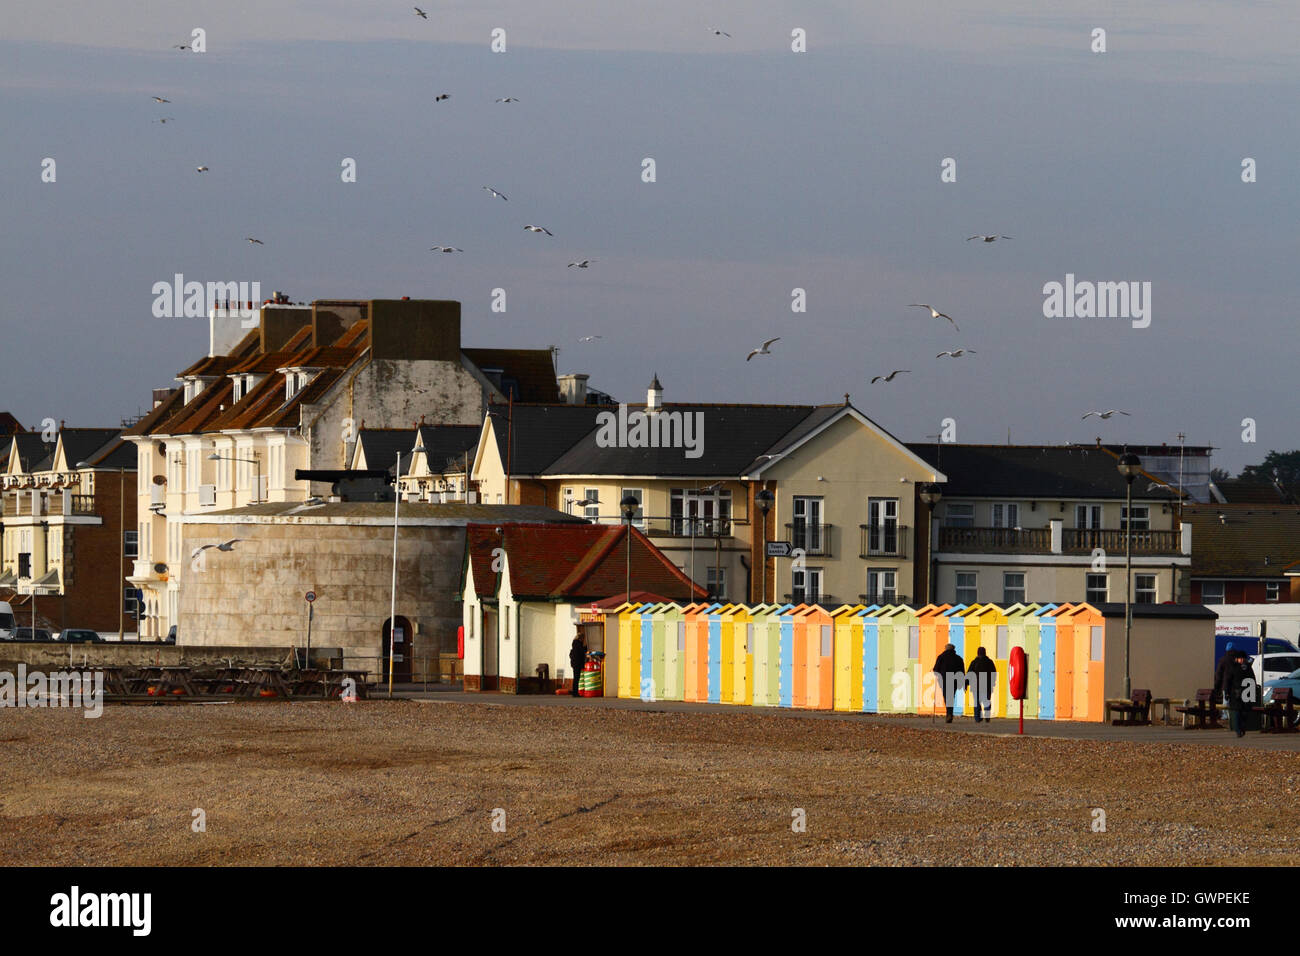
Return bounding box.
[464,522,705,602]
[176,330,261,377]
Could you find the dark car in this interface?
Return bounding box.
[59,629,105,644]
[14,627,55,642]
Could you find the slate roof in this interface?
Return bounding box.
[464,522,706,602]
[1210,478,1295,505]
[463,348,560,403]
[352,429,415,472]
[416,424,480,474]
[1183,505,1300,577]
[0,412,22,436]
[486,403,612,475]
[61,429,134,470]
[8,433,58,472]
[905,444,1180,500]
[1096,603,1217,619]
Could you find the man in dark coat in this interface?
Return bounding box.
[1225,649,1255,737]
[1213,642,1238,705]
[966,646,998,723]
[569,635,588,697]
[932,643,966,723]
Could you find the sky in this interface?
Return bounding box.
[2,1,1297,475]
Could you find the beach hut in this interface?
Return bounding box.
[683,602,719,703]
[915,604,953,716]
[636,603,664,700]
[1032,604,1060,720]
[1002,603,1042,718]
[831,604,866,711]
[875,605,917,713]
[777,604,806,708]
[706,604,736,704]
[793,604,834,709]
[747,604,777,707]
[1060,603,1105,721]
[962,603,1009,716]
[856,605,887,713]
[615,602,645,698]
[947,604,984,715]
[660,603,691,701]
[1046,603,1076,719]
[727,605,755,705]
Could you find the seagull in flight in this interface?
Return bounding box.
[909,304,959,331]
[195,165,209,172]
[430,245,463,253]
[172,43,190,51]
[967,235,1013,242]
[936,349,976,358]
[495,97,520,103]
[524,224,554,236]
[871,370,910,383]
[191,538,244,559]
[245,237,264,244]
[413,6,428,18]
[1081,409,1131,420]
[152,96,171,103]
[578,335,602,343]
[482,185,507,201]
[567,259,595,268]
[155,117,175,124]
[435,93,450,102]
[711,28,731,37]
[746,337,780,361]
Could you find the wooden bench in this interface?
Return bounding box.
[1175,689,1222,729]
[1108,689,1152,726]
[1256,686,1298,734]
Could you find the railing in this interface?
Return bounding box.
[66,494,96,515]
[785,522,833,557]
[859,524,909,558]
[938,526,1052,552]
[643,517,733,538]
[784,593,836,606]
[1062,528,1183,554]
[859,593,909,606]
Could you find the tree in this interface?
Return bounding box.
[1239,450,1300,489]
[1209,467,1231,482]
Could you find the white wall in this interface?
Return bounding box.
[1210,604,1300,643]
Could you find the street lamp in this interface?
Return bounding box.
[1117,451,1142,698]
[756,489,774,604]
[389,445,426,698]
[919,483,943,605]
[620,494,639,604]
[207,451,262,504]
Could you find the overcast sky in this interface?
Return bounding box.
[2,1,1297,474]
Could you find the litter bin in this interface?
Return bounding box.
[578,652,605,698]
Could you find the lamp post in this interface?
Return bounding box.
[755,489,774,604]
[389,445,426,698]
[207,452,262,504]
[1117,452,1142,698]
[919,483,943,605]
[620,494,639,604]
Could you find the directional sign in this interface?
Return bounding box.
[765,541,793,558]
[305,591,316,603]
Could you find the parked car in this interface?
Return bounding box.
[13,627,55,642]
[0,601,15,640]
[58,629,105,644]
[1262,668,1300,726]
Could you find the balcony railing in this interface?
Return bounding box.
[938,526,1052,552]
[859,524,909,559]
[784,593,836,607]
[785,522,833,557]
[1062,528,1183,554]
[644,517,733,538]
[859,593,909,606]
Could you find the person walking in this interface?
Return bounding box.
[966,646,998,723]
[569,634,588,697]
[932,642,966,723]
[1225,649,1255,738]
[1214,642,1237,707]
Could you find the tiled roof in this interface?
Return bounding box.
[465,521,706,602]
[416,424,480,474]
[463,348,560,403]
[1184,505,1300,577]
[0,412,22,436]
[123,388,184,438]
[9,433,57,471]
[487,403,611,475]
[1210,478,1294,504]
[353,429,415,472]
[906,443,1180,500]
[58,429,125,469]
[177,330,261,377]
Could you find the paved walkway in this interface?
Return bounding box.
[383,685,1300,751]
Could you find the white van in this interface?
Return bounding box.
[0,601,15,641]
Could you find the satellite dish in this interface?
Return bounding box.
[154,563,168,574]
[152,475,167,486]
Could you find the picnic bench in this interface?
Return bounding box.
[1106,689,1152,726]
[1255,686,1298,734]
[1175,689,1223,729]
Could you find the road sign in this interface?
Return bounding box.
[305,591,316,603]
[765,541,792,558]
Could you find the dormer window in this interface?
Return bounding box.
[231,373,262,402]
[281,368,318,401]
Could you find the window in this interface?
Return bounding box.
[955,571,977,605]
[124,586,139,617]
[707,566,727,600]
[944,503,974,528]
[908,625,920,658]
[1267,582,1281,602]
[1120,505,1150,532]
[991,503,1019,529]
[1075,504,1102,529]
[17,553,31,578]
[678,621,687,652]
[746,623,755,653]
[583,488,600,521]
[1200,580,1224,603]
[793,496,824,553]
[1135,574,1156,603]
[1090,625,1104,661]
[820,624,832,657]
[670,487,731,536]
[620,488,644,527]
[996,626,1009,658]
[1003,572,1026,604]
[792,567,823,604]
[866,498,899,555]
[1086,573,1108,604]
[866,568,896,604]
[124,530,138,559]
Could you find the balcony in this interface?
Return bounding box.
[1062,528,1184,554]
[859,593,909,606]
[939,525,1186,555]
[784,593,837,607]
[643,517,734,538]
[939,526,1051,552]
[785,522,834,557]
[859,524,909,559]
